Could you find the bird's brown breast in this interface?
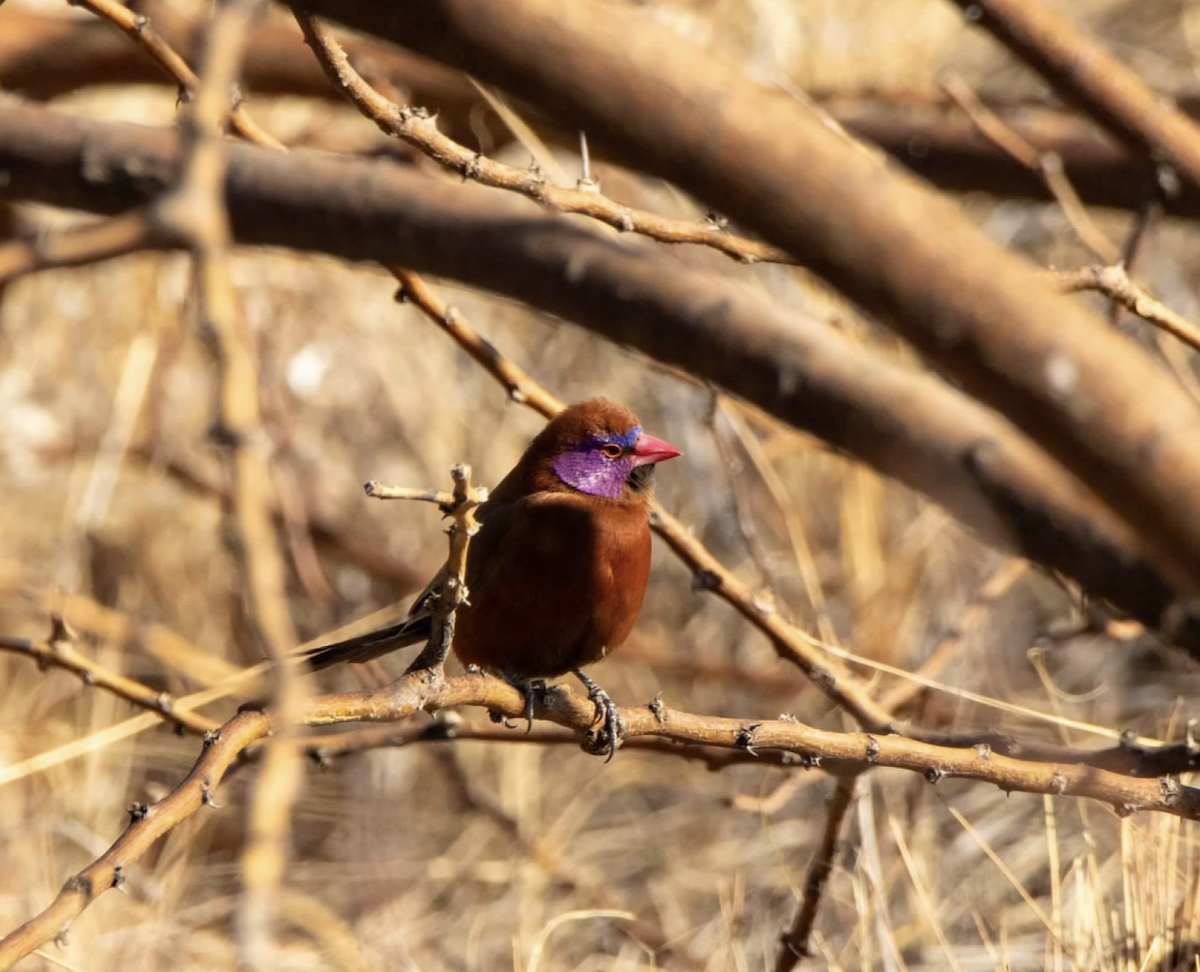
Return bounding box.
[451,491,652,678]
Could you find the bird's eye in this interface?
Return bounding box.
[599,443,624,459]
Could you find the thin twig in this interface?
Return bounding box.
[0,629,220,735]
[291,10,791,265]
[775,773,860,972]
[70,0,283,150]
[941,72,1119,263]
[1053,264,1200,355]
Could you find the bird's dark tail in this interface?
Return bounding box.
[302,616,432,671]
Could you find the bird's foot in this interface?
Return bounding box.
[491,674,548,732]
[573,669,624,762]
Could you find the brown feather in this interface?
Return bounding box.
[303,398,665,676]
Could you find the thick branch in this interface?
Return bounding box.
[945,0,1200,194]
[286,0,1200,596]
[1,101,1195,651]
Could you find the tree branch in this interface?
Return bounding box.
[2,668,1197,969]
[293,10,790,266]
[286,0,1200,597]
[945,0,1200,194]
[1,100,1195,653]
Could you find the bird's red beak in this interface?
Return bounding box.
[632,431,682,466]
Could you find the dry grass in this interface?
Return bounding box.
[4,0,1200,969]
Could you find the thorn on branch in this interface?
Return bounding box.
[736,723,762,756]
[201,783,221,809]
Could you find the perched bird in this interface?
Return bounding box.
[305,398,681,757]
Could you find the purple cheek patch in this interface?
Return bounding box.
[552,451,634,498]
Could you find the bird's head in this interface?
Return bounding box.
[532,398,681,501]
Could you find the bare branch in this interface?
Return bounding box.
[775,773,860,972]
[70,0,283,150]
[2,101,1194,654]
[941,72,1119,264]
[945,0,1200,194]
[0,630,220,735]
[287,0,1200,596]
[1053,264,1200,356]
[293,11,790,266]
[148,2,302,962]
[2,670,1197,968]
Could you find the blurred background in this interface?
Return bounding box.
[3,0,1200,969]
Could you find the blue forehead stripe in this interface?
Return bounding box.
[579,425,642,450]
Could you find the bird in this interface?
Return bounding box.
[304,397,681,758]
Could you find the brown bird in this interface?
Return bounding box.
[305,398,681,757]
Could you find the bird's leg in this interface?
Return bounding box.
[572,669,624,762]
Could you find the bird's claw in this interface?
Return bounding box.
[499,675,547,733]
[488,709,518,729]
[573,669,624,762]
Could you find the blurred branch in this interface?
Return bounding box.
[945,0,1200,194]
[289,0,1200,601]
[2,103,1196,657]
[1053,263,1200,355]
[148,2,302,964]
[0,211,160,286]
[294,11,790,265]
[16,7,1200,217]
[69,0,283,150]
[3,668,1198,968]
[131,449,426,589]
[0,627,220,735]
[0,8,482,141]
[775,773,860,972]
[940,73,1119,264]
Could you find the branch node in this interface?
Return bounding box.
[111,866,127,894]
[864,735,881,762]
[647,692,666,723]
[691,569,720,592]
[128,802,150,822]
[973,742,992,760]
[924,764,946,784]
[736,723,762,756]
